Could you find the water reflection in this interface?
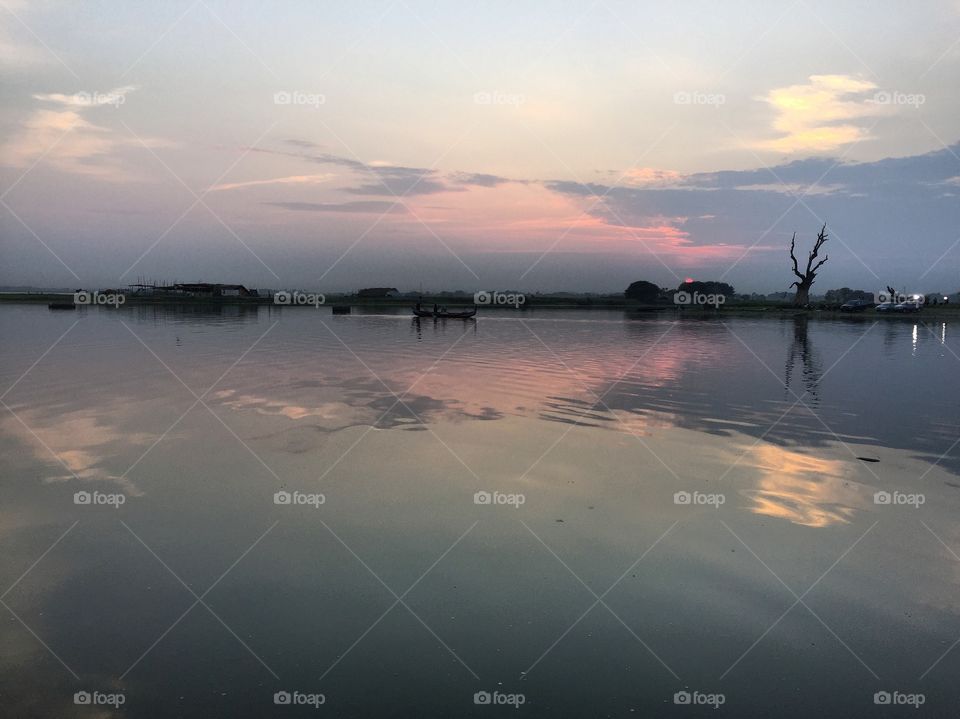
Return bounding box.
[409,316,479,341]
[1,401,150,495]
[740,444,861,527]
[126,302,266,326]
[783,316,822,407]
[213,389,359,424]
[3,305,960,717]
[3,307,958,492]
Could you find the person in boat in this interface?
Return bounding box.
[415,300,421,311]
[433,304,438,313]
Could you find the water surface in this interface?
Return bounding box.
[1,305,958,717]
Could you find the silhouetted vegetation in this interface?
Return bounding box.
[789,224,829,306]
[624,280,661,302]
[677,280,735,297]
[824,288,871,304]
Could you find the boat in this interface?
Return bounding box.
[437,308,476,319]
[48,303,76,310]
[412,306,477,319]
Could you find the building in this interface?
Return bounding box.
[129,283,253,297]
[356,287,399,298]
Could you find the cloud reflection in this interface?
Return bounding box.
[741,444,863,527]
[2,404,149,495]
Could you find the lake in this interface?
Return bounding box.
[1,304,958,717]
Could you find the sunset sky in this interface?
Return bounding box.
[1,0,958,293]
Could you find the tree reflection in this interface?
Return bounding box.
[784,316,822,407]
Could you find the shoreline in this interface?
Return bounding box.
[2,293,957,319]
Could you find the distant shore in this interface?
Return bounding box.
[3,292,958,319]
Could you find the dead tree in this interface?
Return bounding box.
[789,224,829,307]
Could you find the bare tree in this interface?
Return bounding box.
[789,223,829,307]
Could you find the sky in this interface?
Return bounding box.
[1,0,958,294]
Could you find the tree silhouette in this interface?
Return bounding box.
[789,224,829,307]
[624,280,660,302]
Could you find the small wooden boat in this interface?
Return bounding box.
[412,306,477,319]
[48,303,76,310]
[438,308,476,319]
[331,305,351,314]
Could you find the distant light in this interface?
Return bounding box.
[684,277,694,283]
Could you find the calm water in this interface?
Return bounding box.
[1,304,958,717]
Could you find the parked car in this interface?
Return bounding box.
[894,300,922,313]
[840,299,873,312]
[875,302,897,313]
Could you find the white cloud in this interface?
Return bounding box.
[757,74,882,153]
[620,167,683,188]
[732,182,845,196]
[208,173,335,192]
[2,85,174,180]
[32,85,137,108]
